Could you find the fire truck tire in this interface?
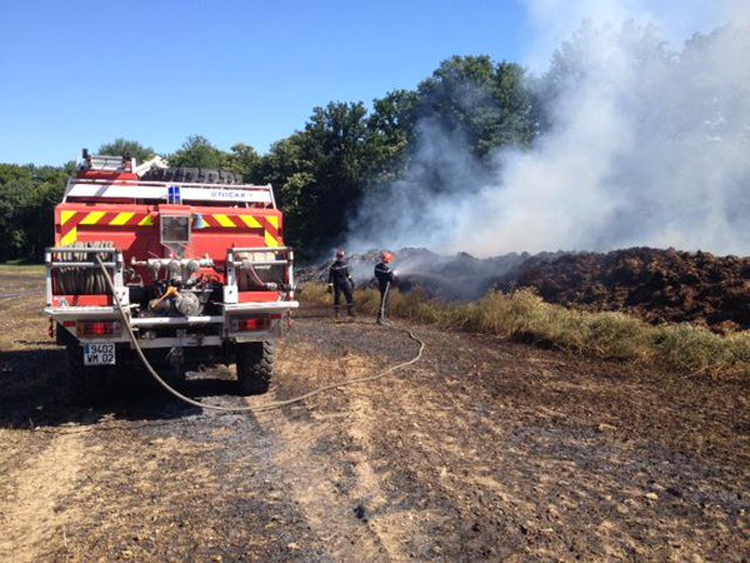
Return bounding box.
[172,168,200,182]
[141,167,242,184]
[236,341,274,395]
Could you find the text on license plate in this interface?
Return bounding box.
[83,343,116,366]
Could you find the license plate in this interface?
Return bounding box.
[83,343,116,366]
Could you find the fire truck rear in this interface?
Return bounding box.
[45,150,298,403]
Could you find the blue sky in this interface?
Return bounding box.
[0,0,531,165]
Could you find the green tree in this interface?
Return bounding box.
[222,143,261,181]
[297,102,372,253]
[256,133,312,214]
[0,163,68,261]
[22,165,69,259]
[0,164,32,260]
[169,135,225,168]
[415,55,539,157]
[254,103,375,256]
[98,138,155,161]
[367,89,418,183]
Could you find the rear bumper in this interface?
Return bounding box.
[46,300,299,347]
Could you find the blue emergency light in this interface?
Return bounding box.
[168,185,181,204]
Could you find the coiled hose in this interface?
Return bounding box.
[55,241,114,295]
[96,256,424,413]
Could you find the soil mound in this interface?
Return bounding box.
[496,247,750,331]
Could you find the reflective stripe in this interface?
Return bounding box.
[213,214,237,228]
[110,212,135,226]
[239,215,262,229]
[256,215,282,247]
[138,215,154,226]
[60,210,76,225]
[265,231,279,248]
[60,227,77,246]
[80,211,106,225]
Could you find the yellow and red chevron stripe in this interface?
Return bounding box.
[57,210,282,247]
[58,210,154,246]
[200,214,282,247]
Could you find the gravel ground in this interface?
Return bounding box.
[0,270,748,562]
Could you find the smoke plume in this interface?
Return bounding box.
[348,2,750,256]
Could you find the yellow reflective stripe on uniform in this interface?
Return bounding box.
[213,214,237,228]
[138,215,154,226]
[60,210,76,225]
[60,228,77,246]
[110,212,134,226]
[239,215,262,229]
[80,211,106,225]
[264,231,279,247]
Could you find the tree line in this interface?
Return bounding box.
[0,55,543,262]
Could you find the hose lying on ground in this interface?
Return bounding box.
[96,256,425,413]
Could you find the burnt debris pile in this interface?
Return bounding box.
[300,247,750,331]
[298,248,563,301]
[498,247,750,331]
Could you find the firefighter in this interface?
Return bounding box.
[328,249,355,318]
[374,251,395,324]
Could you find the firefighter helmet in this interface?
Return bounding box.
[381,251,394,264]
[336,249,345,259]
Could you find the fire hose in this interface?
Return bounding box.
[96,256,425,413]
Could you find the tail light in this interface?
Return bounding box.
[231,314,280,332]
[77,320,122,338]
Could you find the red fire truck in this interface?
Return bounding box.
[45,151,298,403]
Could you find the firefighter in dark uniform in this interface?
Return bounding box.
[374,251,395,324]
[328,249,355,318]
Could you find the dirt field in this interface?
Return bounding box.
[0,269,748,562]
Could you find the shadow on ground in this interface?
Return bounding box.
[0,348,251,429]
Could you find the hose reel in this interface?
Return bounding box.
[53,241,115,295]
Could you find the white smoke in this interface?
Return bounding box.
[523,0,731,71]
[348,2,750,256]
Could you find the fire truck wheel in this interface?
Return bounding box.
[236,341,274,395]
[65,343,107,405]
[141,167,242,184]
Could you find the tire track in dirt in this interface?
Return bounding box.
[343,392,408,560]
[266,344,392,561]
[0,432,85,563]
[264,329,440,561]
[326,354,432,561]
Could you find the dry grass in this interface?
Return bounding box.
[0,264,45,275]
[302,284,750,375]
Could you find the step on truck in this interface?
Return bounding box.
[45,150,298,403]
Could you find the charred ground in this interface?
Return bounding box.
[0,268,748,561]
